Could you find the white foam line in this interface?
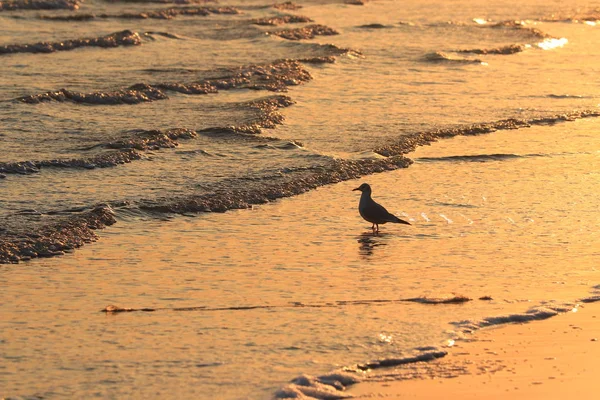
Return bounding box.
[420,212,430,222]
[453,303,577,333]
[439,214,453,224]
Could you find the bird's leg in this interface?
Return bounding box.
[375,224,380,234]
[371,223,376,232]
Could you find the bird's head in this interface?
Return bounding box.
[353,183,372,194]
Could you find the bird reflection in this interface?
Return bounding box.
[357,232,388,257]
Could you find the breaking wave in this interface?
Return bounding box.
[267,24,339,40]
[37,6,240,21]
[16,59,320,104]
[0,30,142,55]
[0,0,79,11]
[422,51,484,64]
[375,110,600,157]
[456,43,525,55]
[1,96,293,175]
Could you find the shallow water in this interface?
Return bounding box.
[2,0,600,398]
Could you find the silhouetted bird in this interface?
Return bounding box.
[353,183,411,233]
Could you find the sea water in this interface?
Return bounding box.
[1,0,600,398]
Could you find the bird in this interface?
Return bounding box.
[353,183,411,233]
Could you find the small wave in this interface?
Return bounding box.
[18,86,168,105]
[143,32,184,40]
[417,153,527,163]
[18,60,313,105]
[267,24,339,40]
[275,350,445,399]
[357,349,448,370]
[403,295,471,304]
[255,140,304,150]
[547,94,585,99]
[151,59,312,93]
[0,205,116,264]
[0,0,79,11]
[198,95,295,136]
[375,110,600,157]
[272,1,302,10]
[298,56,336,64]
[0,128,196,175]
[485,20,552,39]
[422,51,484,64]
[252,15,312,26]
[100,294,479,314]
[453,303,577,333]
[106,128,197,150]
[581,295,600,303]
[0,150,142,175]
[357,23,392,29]
[0,30,141,56]
[456,43,525,55]
[38,6,239,21]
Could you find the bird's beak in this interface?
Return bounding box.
[352,187,360,191]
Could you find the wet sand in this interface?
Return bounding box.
[352,302,600,399]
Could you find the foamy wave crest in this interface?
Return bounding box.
[272,1,302,10]
[0,30,142,55]
[375,110,600,157]
[485,20,552,39]
[18,86,168,105]
[18,60,314,104]
[422,51,484,64]
[0,150,143,175]
[456,44,525,55]
[198,95,295,135]
[0,205,116,263]
[404,295,471,304]
[1,95,291,176]
[275,350,446,398]
[252,15,313,26]
[356,349,448,370]
[38,6,239,21]
[267,24,339,40]
[453,303,577,334]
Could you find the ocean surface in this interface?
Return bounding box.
[1,0,600,398]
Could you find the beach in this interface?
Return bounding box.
[352,301,600,399]
[1,0,600,398]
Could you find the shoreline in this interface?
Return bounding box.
[350,300,600,399]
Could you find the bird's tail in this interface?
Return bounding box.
[394,217,411,225]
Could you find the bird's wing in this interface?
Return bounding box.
[363,200,397,222]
